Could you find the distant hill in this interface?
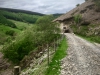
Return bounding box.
[0,7,44,16]
[53,13,63,18]
[0,8,44,24]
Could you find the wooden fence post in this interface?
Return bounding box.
[54,39,56,52]
[14,66,21,75]
[57,36,58,48]
[47,43,49,65]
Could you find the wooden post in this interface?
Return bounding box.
[54,39,56,52]
[57,36,58,48]
[47,44,49,65]
[14,66,21,75]
[62,32,64,40]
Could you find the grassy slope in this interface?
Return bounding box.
[71,24,100,43]
[45,37,68,75]
[0,19,32,45]
[77,34,100,43]
[9,19,33,30]
[0,25,20,44]
[0,25,20,33]
[0,10,42,24]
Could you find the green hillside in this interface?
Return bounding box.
[0,14,16,28]
[0,8,45,45]
[2,15,60,64]
[0,25,20,44]
[0,8,44,16]
[0,10,42,24]
[9,19,33,30]
[0,8,62,74]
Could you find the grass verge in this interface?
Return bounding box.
[77,34,100,44]
[9,19,33,30]
[45,37,68,75]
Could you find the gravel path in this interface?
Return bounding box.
[61,33,100,75]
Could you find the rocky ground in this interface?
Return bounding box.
[61,33,100,75]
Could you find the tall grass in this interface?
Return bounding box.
[9,19,33,30]
[45,37,68,75]
[78,35,100,43]
[70,24,100,44]
[0,25,21,44]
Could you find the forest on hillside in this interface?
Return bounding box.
[0,10,42,24]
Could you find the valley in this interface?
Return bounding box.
[0,8,61,75]
[0,0,100,75]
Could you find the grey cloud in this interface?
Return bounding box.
[0,0,85,14]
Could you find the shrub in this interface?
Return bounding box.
[6,30,15,36]
[0,14,17,28]
[2,33,35,64]
[93,0,100,11]
[76,4,80,7]
[2,15,60,64]
[73,14,82,25]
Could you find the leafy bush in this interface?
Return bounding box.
[73,14,82,25]
[0,14,17,28]
[36,15,60,42]
[76,4,80,7]
[71,24,100,44]
[2,15,60,64]
[2,32,35,63]
[6,30,15,36]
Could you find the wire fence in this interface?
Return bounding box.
[0,34,65,75]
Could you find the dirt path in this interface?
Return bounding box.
[61,33,100,75]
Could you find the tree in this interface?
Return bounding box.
[73,14,82,26]
[76,4,80,7]
[36,15,60,43]
[36,15,60,65]
[2,15,60,64]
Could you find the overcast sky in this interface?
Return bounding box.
[0,0,85,14]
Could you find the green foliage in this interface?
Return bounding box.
[93,0,100,6]
[2,30,36,63]
[76,4,80,7]
[36,15,60,43]
[0,25,20,45]
[0,10,41,24]
[78,35,100,43]
[70,25,88,36]
[5,30,15,36]
[71,24,100,44]
[0,14,17,28]
[0,25,20,33]
[53,14,63,19]
[73,14,82,25]
[2,15,60,64]
[9,19,32,30]
[0,32,8,45]
[45,38,68,75]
